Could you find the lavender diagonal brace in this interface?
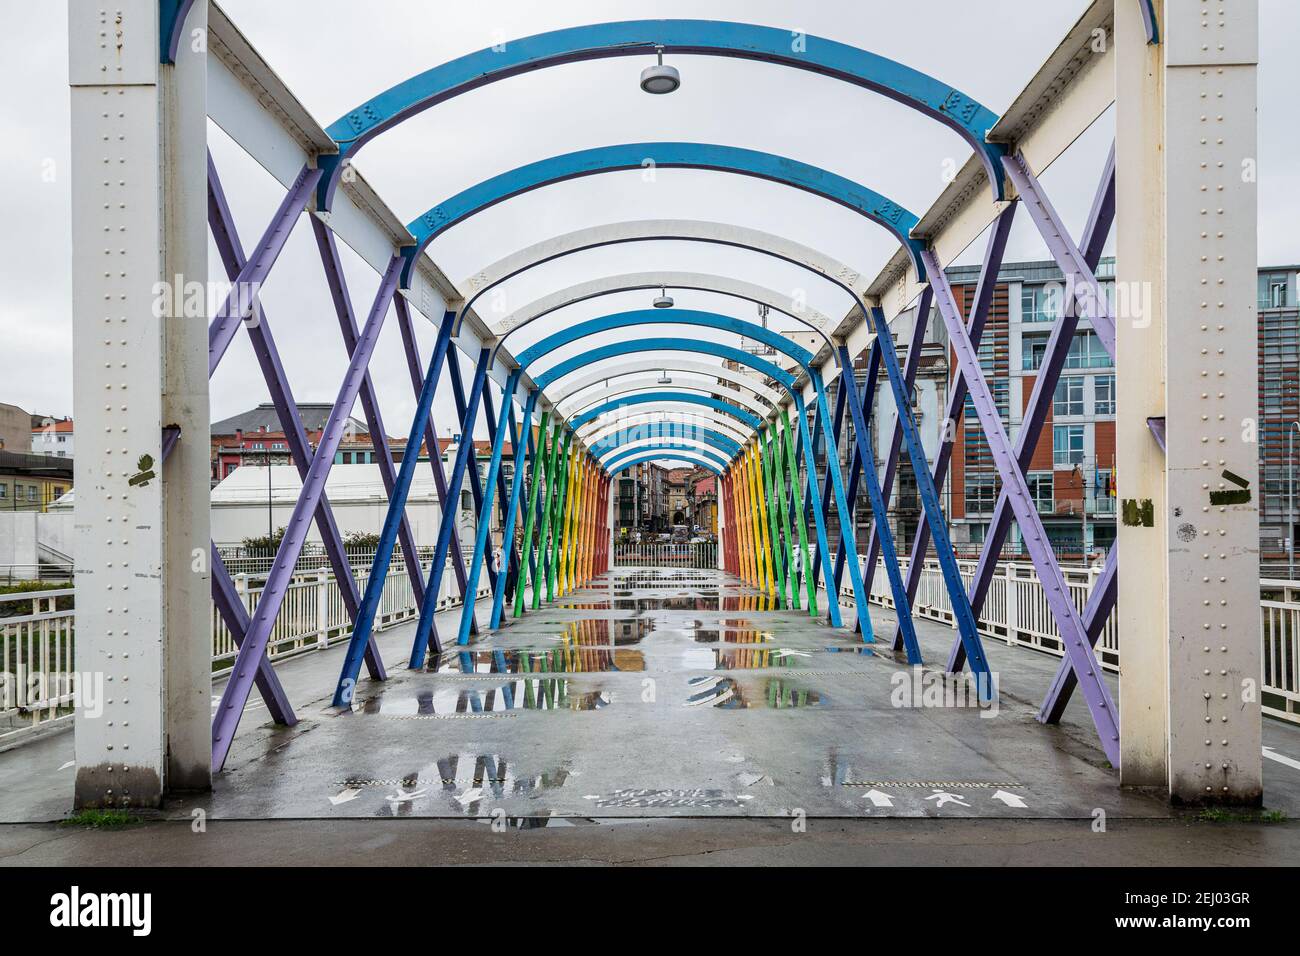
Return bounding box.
[892,207,1014,651]
[211,256,403,771]
[923,247,1120,765]
[207,155,384,680]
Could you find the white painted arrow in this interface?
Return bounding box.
[1262,746,1300,772]
[329,787,361,806]
[862,789,894,807]
[57,761,75,772]
[991,789,1027,808]
[385,788,427,803]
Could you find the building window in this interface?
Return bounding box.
[1093,374,1115,415]
[1027,472,1054,513]
[1066,331,1109,369]
[1022,335,1049,370]
[0,484,7,499]
[964,475,998,515]
[1053,377,1084,417]
[1259,272,1290,310]
[27,486,39,501]
[1053,424,1085,466]
[272,442,285,450]
[1021,284,1061,324]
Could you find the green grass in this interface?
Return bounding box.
[59,808,144,829]
[1196,807,1287,824]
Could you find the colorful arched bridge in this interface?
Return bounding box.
[53,1,1275,816]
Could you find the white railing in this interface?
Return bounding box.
[0,551,494,745]
[3,555,1296,746]
[1,588,76,740]
[844,558,1295,724]
[613,541,719,569]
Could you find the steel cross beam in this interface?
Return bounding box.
[330,310,458,704]
[213,255,402,770]
[891,208,1013,651]
[946,147,1115,673]
[922,250,1120,764]
[513,411,551,618]
[311,219,428,612]
[860,288,933,601]
[809,379,845,590]
[867,304,991,689]
[206,157,385,690]
[837,344,920,658]
[831,343,881,597]
[448,350,499,593]
[409,347,492,667]
[209,545,294,725]
[489,387,540,629]
[391,293,478,628]
[207,165,320,375]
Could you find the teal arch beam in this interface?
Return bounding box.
[319,20,1004,208]
[589,423,743,461]
[604,445,729,473]
[570,391,763,433]
[516,310,871,636]
[399,143,924,287]
[609,452,723,477]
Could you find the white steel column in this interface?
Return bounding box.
[69,0,211,807]
[1117,0,1261,803]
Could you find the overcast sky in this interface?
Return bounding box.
[2,1,1297,457]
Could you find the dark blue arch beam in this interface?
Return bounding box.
[535,337,795,392]
[571,391,763,433]
[518,308,814,371]
[514,309,871,636]
[608,451,723,477]
[320,20,1004,207]
[604,445,729,473]
[589,423,742,461]
[400,143,925,286]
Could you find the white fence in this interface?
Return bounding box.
[613,541,719,569]
[3,554,1297,746]
[847,558,1296,725]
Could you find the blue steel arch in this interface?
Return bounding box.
[607,451,723,477]
[319,20,1004,207]
[588,423,742,461]
[535,337,795,393]
[401,143,925,286]
[604,444,729,473]
[517,308,815,373]
[570,391,763,433]
[512,308,872,638]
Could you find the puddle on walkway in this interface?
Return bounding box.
[677,647,810,670]
[684,676,828,709]
[358,681,613,716]
[434,647,642,676]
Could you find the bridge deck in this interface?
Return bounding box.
[4,569,1299,822]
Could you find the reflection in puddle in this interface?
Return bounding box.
[360,681,612,715]
[825,645,876,656]
[677,646,808,670]
[684,676,826,709]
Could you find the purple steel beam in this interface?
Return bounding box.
[211,255,403,771]
[891,208,1015,651]
[947,147,1116,672]
[861,287,933,597]
[207,165,321,376]
[1040,546,1117,723]
[209,544,295,725]
[923,247,1120,765]
[1147,416,1166,452]
[160,426,181,464]
[207,156,384,680]
[312,220,429,610]
[1003,152,1117,357]
[392,296,478,632]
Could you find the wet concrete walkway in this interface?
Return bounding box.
[5,568,1300,823]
